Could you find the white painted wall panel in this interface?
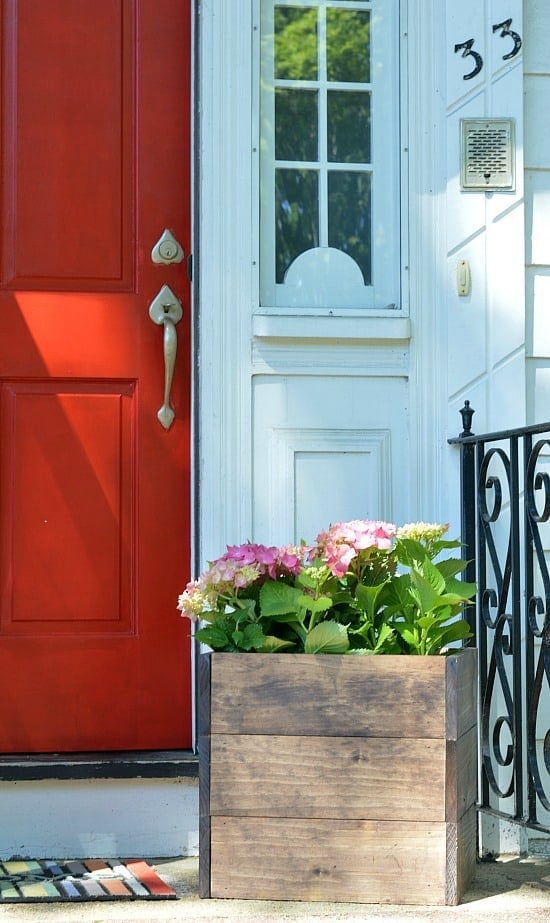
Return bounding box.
[489,352,526,431]
[530,273,550,357]
[487,205,526,362]
[526,172,550,266]
[524,76,550,168]
[0,779,199,860]
[253,375,409,544]
[446,3,486,104]
[524,0,550,72]
[445,96,487,255]
[445,0,525,434]
[294,448,387,541]
[531,367,550,423]
[525,0,550,424]
[446,243,487,396]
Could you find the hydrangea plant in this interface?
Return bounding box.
[177,520,476,655]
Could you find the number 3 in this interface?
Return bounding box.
[454,38,483,81]
[492,19,522,60]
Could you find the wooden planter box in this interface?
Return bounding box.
[198,649,478,906]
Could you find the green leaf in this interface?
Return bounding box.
[435,621,472,647]
[441,574,477,600]
[296,569,318,590]
[259,580,304,618]
[259,635,297,652]
[234,597,258,615]
[436,558,469,579]
[304,621,350,654]
[393,624,419,649]
[195,624,233,651]
[355,582,386,618]
[239,623,267,651]
[416,615,437,629]
[395,537,427,565]
[297,594,333,614]
[418,558,447,594]
[410,571,444,612]
[372,623,396,653]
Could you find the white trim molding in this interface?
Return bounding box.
[196,0,255,562]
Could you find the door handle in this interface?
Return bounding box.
[149,284,183,430]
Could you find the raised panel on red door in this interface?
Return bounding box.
[0,0,192,752]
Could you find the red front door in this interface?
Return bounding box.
[0,0,192,752]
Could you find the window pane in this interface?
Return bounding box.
[275,168,319,282]
[327,90,371,163]
[276,89,318,161]
[328,171,371,284]
[275,6,318,80]
[326,10,370,83]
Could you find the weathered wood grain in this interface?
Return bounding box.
[210,733,447,820]
[201,650,478,905]
[446,648,477,739]
[446,804,477,905]
[210,816,449,904]
[197,651,211,738]
[197,653,211,898]
[209,650,476,739]
[198,815,211,899]
[445,725,478,822]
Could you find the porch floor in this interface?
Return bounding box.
[0,855,548,922]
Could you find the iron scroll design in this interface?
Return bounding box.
[525,438,550,817]
[478,446,517,803]
[450,411,550,835]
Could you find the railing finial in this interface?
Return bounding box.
[459,400,475,437]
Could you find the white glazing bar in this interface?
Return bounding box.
[318,4,328,248]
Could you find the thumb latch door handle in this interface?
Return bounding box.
[149,284,183,430]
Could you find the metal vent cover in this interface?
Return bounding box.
[460,118,515,191]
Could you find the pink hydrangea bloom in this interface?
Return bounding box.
[315,519,397,578]
[177,541,309,619]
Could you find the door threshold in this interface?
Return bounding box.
[0,750,198,781]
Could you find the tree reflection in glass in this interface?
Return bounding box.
[268,3,373,292]
[275,169,319,284]
[328,171,371,284]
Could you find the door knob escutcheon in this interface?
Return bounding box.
[151,229,184,265]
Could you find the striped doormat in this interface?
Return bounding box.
[0,859,177,902]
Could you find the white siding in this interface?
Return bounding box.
[524,0,550,838]
[525,0,550,421]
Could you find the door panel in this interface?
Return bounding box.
[2,0,134,289]
[0,0,192,752]
[1,382,135,631]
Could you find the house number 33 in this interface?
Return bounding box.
[454,19,522,80]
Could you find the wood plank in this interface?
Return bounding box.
[445,804,477,904]
[210,733,447,821]
[197,652,211,738]
[198,653,211,898]
[457,804,478,900]
[446,648,477,739]
[198,815,211,899]
[209,653,454,738]
[445,725,478,822]
[210,816,448,904]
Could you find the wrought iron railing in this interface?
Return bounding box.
[450,405,550,837]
